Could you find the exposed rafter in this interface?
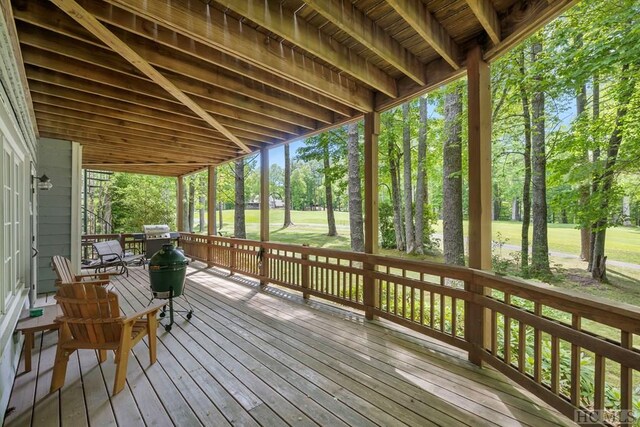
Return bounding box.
[50,0,252,153]
[386,0,462,70]
[466,0,501,45]
[304,0,425,85]
[218,0,397,97]
[13,0,341,122]
[484,0,579,61]
[105,0,374,112]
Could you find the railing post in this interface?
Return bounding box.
[465,273,485,367]
[206,236,213,268]
[229,241,236,276]
[363,112,380,320]
[259,148,269,288]
[301,244,309,300]
[119,234,126,252]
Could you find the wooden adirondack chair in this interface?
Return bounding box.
[51,255,118,287]
[50,282,164,395]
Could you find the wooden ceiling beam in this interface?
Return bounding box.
[26,67,307,136]
[32,103,248,149]
[35,118,232,158]
[30,86,278,145]
[217,0,397,97]
[81,164,189,177]
[38,127,226,161]
[23,50,317,131]
[14,4,335,125]
[50,0,252,153]
[85,162,217,167]
[59,0,347,119]
[465,0,501,45]
[33,108,242,151]
[303,0,425,85]
[484,0,578,61]
[386,0,462,70]
[103,0,373,112]
[34,113,239,155]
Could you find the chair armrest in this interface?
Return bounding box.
[98,252,123,263]
[76,272,119,279]
[62,279,111,286]
[123,301,166,323]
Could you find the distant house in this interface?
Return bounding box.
[246,195,284,210]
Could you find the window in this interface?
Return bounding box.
[1,139,25,313]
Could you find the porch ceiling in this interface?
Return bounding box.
[8,0,576,176]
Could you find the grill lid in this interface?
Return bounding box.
[143,224,171,239]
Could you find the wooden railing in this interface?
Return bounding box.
[179,233,640,425]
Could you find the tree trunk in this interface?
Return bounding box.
[402,102,415,253]
[188,177,195,233]
[588,73,600,272]
[493,182,501,220]
[530,40,550,277]
[388,132,405,251]
[323,144,337,236]
[511,198,520,221]
[283,144,293,227]
[414,96,428,254]
[346,123,364,251]
[218,201,223,231]
[518,48,532,274]
[591,64,635,281]
[199,196,205,232]
[576,80,592,261]
[442,87,465,266]
[234,159,246,238]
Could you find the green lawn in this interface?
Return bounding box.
[206,210,639,265]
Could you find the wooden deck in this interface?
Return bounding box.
[4,264,576,427]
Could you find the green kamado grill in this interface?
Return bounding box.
[148,243,193,331]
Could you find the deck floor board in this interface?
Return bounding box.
[4,265,576,427]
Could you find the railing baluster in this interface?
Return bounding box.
[491,310,498,355]
[504,293,511,366]
[621,331,632,427]
[593,354,605,411]
[570,315,581,406]
[429,291,434,329]
[440,293,445,333]
[533,303,542,382]
[451,297,457,337]
[551,335,560,394]
[518,321,525,373]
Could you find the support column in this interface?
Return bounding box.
[363,112,380,320]
[467,44,492,366]
[207,166,217,236]
[177,175,185,232]
[259,148,269,286]
[467,44,492,270]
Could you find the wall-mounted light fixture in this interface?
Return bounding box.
[34,174,53,190]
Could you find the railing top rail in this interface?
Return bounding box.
[475,270,640,325]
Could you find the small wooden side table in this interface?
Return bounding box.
[15,305,62,373]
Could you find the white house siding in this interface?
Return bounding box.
[0,5,38,418]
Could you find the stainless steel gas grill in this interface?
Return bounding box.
[143,224,172,258]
